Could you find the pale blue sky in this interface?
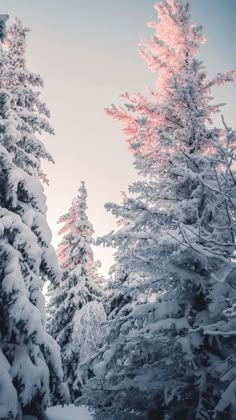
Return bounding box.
[4,1,236,275]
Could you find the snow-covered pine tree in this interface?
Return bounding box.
[47,182,106,402]
[0,17,67,419]
[106,1,235,177]
[4,18,54,185]
[79,1,236,419]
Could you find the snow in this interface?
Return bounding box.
[47,404,92,420]
[72,301,107,365]
[0,349,17,419]
[93,360,106,378]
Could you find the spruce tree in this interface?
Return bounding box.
[80,1,236,419]
[0,17,67,419]
[47,182,105,401]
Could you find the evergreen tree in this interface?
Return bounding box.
[80,1,236,419]
[4,18,54,185]
[47,182,105,401]
[0,17,67,419]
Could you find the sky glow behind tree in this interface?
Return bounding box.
[3,0,236,275]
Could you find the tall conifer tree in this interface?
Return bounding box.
[0,17,67,419]
[80,2,236,419]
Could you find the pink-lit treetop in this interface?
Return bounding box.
[141,0,206,96]
[4,17,29,70]
[106,0,235,176]
[57,181,97,273]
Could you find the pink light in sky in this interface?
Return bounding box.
[3,0,234,276]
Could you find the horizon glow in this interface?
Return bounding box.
[3,0,236,276]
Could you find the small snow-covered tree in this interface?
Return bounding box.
[72,300,107,385]
[47,182,105,401]
[80,1,236,419]
[0,17,67,419]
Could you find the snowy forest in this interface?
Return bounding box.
[0,0,236,419]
